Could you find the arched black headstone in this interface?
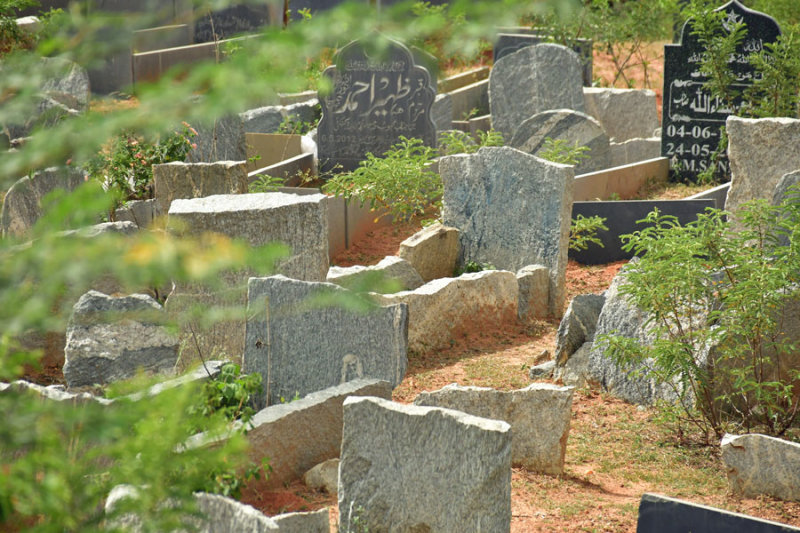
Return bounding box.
[661,0,780,182]
[318,37,436,173]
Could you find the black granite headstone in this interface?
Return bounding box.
[569,199,716,265]
[493,32,593,87]
[318,37,436,173]
[637,493,800,533]
[194,4,269,43]
[661,0,780,182]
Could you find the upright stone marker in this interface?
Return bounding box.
[662,0,780,181]
[441,146,574,316]
[318,37,436,173]
[489,43,585,142]
[244,275,408,407]
[493,33,593,87]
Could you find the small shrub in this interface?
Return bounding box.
[569,214,608,252]
[454,260,495,276]
[538,137,591,166]
[249,174,284,193]
[189,362,263,428]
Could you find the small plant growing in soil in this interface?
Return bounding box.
[569,214,608,252]
[538,137,591,166]
[599,192,800,443]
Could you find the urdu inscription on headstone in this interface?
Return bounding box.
[317,37,436,173]
[661,0,780,182]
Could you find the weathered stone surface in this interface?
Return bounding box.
[397,222,460,282]
[168,192,329,282]
[773,169,800,205]
[1,379,112,405]
[304,459,339,494]
[244,276,406,406]
[528,360,555,379]
[726,117,800,223]
[517,264,550,320]
[509,109,611,174]
[188,114,247,163]
[114,199,159,229]
[243,379,392,488]
[339,396,511,532]
[555,341,592,388]
[489,43,585,141]
[241,99,320,134]
[441,146,574,316]
[608,137,661,167]
[555,293,606,366]
[414,383,573,473]
[105,487,280,532]
[372,270,518,354]
[318,38,436,172]
[327,256,424,293]
[586,270,681,405]
[271,509,330,533]
[40,57,90,112]
[64,291,178,389]
[153,161,248,215]
[583,87,659,142]
[432,93,453,133]
[721,433,800,501]
[1,166,86,238]
[637,493,800,533]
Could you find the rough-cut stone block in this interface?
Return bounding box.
[509,109,611,174]
[432,93,453,132]
[583,87,659,142]
[414,383,573,474]
[609,137,661,167]
[153,161,248,215]
[726,116,800,224]
[587,270,683,405]
[244,379,391,488]
[441,146,573,316]
[64,291,178,389]
[168,192,329,282]
[304,459,339,494]
[517,264,550,320]
[637,493,800,533]
[555,294,605,366]
[1,166,85,238]
[397,222,460,282]
[327,256,424,293]
[339,396,511,532]
[113,198,159,229]
[555,341,592,388]
[241,99,320,134]
[721,433,800,501]
[272,509,330,533]
[245,276,406,406]
[489,43,585,142]
[188,114,247,163]
[529,360,555,379]
[372,270,518,354]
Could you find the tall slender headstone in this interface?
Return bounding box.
[318,37,436,173]
[661,0,780,182]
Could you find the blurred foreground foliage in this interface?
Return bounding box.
[0,0,572,529]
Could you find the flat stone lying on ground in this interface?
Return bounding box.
[441,146,574,316]
[1,166,86,238]
[517,264,550,320]
[721,433,800,501]
[153,161,248,215]
[725,116,800,225]
[397,222,460,282]
[489,43,585,142]
[414,383,573,474]
[326,256,424,293]
[271,509,330,533]
[245,275,406,407]
[582,87,659,142]
[372,270,517,354]
[509,109,611,174]
[241,379,390,489]
[63,290,179,389]
[339,396,511,533]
